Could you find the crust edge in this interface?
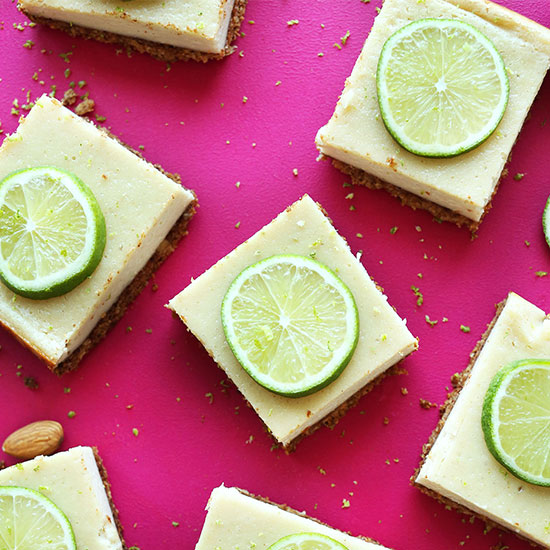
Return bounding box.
[329,158,507,233]
[93,446,127,550]
[55,194,197,375]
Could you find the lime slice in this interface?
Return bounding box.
[0,486,77,549]
[221,254,359,398]
[542,195,550,249]
[268,532,349,550]
[0,167,106,299]
[377,18,509,157]
[481,359,550,486]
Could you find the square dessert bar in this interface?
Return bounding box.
[168,195,417,449]
[18,0,247,62]
[415,292,550,547]
[316,0,550,230]
[196,485,388,550]
[0,94,196,374]
[0,446,124,550]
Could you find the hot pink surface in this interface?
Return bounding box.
[0,2,549,549]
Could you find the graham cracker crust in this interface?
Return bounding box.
[19,0,248,63]
[177,308,412,452]
[411,296,543,547]
[236,487,387,547]
[413,297,506,482]
[92,446,127,549]
[331,159,506,233]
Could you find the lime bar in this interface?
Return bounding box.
[415,292,550,547]
[0,446,124,550]
[316,0,550,228]
[0,95,195,372]
[168,195,417,448]
[543,195,550,249]
[18,0,246,60]
[196,485,389,550]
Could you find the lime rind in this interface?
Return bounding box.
[542,195,550,249]
[482,359,550,487]
[376,18,509,158]
[0,166,106,299]
[0,485,77,550]
[221,254,359,398]
[267,532,349,550]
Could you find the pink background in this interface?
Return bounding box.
[0,1,549,549]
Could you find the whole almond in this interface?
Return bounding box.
[2,421,64,460]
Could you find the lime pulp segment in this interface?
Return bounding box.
[221,255,359,398]
[0,167,106,299]
[482,359,550,486]
[0,485,77,550]
[267,532,349,550]
[377,18,509,157]
[542,195,550,250]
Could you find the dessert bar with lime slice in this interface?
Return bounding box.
[168,195,417,449]
[0,446,124,550]
[316,0,550,229]
[415,292,550,547]
[0,94,196,374]
[196,485,388,550]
